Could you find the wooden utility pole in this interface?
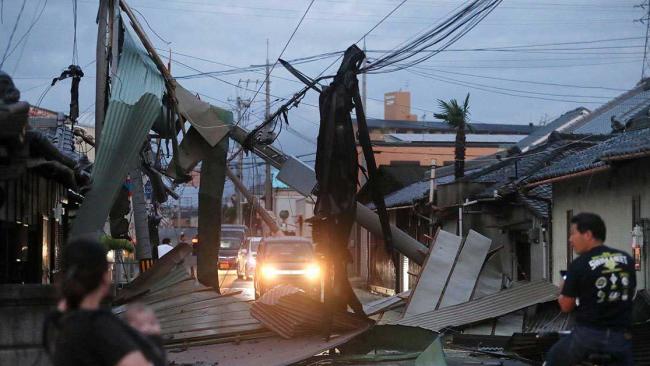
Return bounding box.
[95,0,109,147]
[226,167,281,234]
[264,40,274,213]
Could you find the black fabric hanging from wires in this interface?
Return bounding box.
[312,46,397,338]
[362,0,503,74]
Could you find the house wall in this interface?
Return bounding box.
[551,158,650,288]
[273,189,311,236]
[440,203,548,282]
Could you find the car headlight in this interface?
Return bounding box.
[261,265,277,279]
[304,264,320,280]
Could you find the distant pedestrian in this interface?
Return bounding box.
[158,238,173,258]
[46,237,164,366]
[545,213,636,366]
[178,232,188,246]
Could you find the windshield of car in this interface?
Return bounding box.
[222,230,244,241]
[264,242,313,262]
[250,241,260,253]
[220,238,241,249]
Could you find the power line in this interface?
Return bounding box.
[71,0,79,64]
[406,69,608,104]
[3,0,48,65]
[0,0,27,69]
[412,67,629,92]
[232,0,316,129]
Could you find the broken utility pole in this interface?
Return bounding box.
[225,166,281,234]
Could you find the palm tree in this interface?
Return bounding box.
[434,93,471,179]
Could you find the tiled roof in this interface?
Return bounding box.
[518,184,551,219]
[362,118,537,135]
[464,134,598,189]
[367,168,483,209]
[574,80,650,135]
[528,127,650,183]
[516,107,589,151]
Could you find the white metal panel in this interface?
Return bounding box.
[404,230,462,317]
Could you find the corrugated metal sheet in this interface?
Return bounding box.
[386,133,524,144]
[395,281,558,331]
[250,285,371,339]
[404,230,462,317]
[363,118,537,135]
[71,25,165,236]
[174,80,233,147]
[113,243,267,346]
[438,230,491,308]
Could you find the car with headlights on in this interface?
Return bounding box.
[254,237,320,299]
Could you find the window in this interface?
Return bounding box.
[566,210,573,267]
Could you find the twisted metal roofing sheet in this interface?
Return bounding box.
[394,280,558,331]
[72,25,165,236]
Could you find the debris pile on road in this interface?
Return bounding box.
[250,285,372,339]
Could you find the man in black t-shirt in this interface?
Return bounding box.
[546,213,636,366]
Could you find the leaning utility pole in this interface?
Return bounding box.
[95,0,109,147]
[235,96,244,225]
[264,40,274,213]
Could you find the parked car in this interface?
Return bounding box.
[217,225,247,270]
[237,236,262,280]
[221,224,247,241]
[254,237,321,299]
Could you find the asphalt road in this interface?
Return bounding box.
[218,269,254,300]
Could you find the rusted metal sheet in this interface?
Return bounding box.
[114,242,267,345]
[250,285,372,339]
[114,242,193,304]
[396,281,558,331]
[438,230,492,308]
[404,230,462,317]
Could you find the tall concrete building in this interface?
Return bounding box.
[384,91,417,121]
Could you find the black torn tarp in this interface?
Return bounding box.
[313,45,395,333]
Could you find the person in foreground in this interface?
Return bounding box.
[545,213,636,366]
[50,237,163,366]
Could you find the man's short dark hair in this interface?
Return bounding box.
[571,213,606,242]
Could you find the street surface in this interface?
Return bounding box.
[218,269,254,300]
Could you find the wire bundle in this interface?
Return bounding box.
[361,0,503,74]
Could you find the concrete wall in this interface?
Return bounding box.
[274,189,307,236]
[551,158,650,288]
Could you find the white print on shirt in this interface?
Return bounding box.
[588,253,628,271]
[610,273,618,290]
